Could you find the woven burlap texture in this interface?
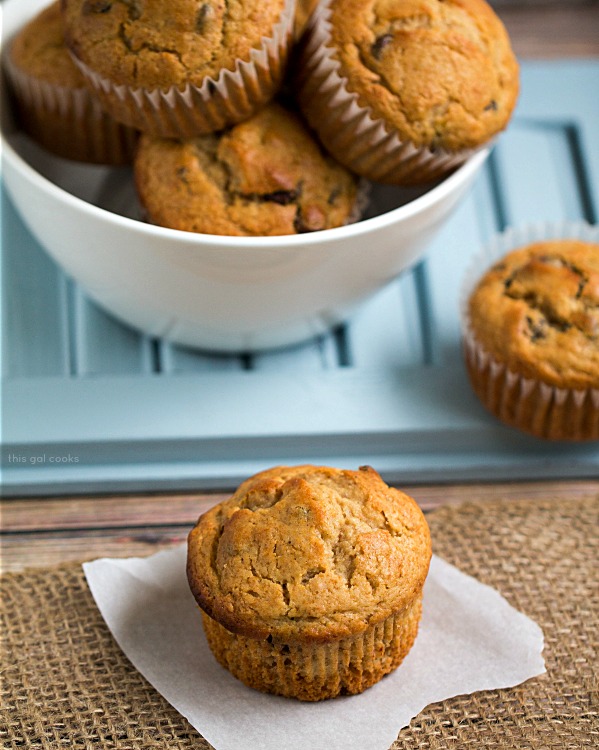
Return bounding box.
[1,495,597,749]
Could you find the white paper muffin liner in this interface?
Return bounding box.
[3,49,138,165]
[69,0,296,138]
[200,592,423,700]
[295,0,478,186]
[345,177,371,226]
[460,221,599,441]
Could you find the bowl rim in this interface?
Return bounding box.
[2,133,490,250]
[0,0,490,251]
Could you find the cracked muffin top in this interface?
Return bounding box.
[61,0,287,89]
[467,240,599,390]
[325,0,519,151]
[187,465,432,642]
[134,101,361,236]
[8,1,86,88]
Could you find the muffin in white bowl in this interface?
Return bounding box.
[1,0,490,352]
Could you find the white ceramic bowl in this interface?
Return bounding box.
[1,0,489,352]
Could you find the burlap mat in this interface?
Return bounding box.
[1,495,598,749]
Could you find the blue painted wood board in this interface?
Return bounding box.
[1,61,598,496]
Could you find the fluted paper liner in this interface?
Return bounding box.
[296,0,478,186]
[3,48,138,165]
[461,221,599,441]
[69,0,296,138]
[201,593,422,700]
[344,178,371,227]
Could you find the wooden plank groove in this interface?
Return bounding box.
[160,340,244,374]
[76,291,155,376]
[251,333,338,372]
[494,122,585,225]
[345,272,425,370]
[2,187,70,378]
[418,182,494,367]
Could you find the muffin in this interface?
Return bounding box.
[463,235,599,441]
[187,464,432,701]
[61,0,295,138]
[296,0,519,185]
[3,1,137,164]
[134,101,363,236]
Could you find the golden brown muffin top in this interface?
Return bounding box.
[134,102,360,236]
[8,1,86,88]
[467,240,599,390]
[326,0,519,151]
[187,465,432,642]
[62,0,287,89]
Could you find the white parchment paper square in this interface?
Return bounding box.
[83,547,545,750]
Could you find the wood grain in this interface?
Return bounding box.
[499,4,599,58]
[2,481,597,574]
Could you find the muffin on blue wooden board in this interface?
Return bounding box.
[462,223,599,441]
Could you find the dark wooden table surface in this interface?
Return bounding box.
[2,479,598,573]
[2,2,599,575]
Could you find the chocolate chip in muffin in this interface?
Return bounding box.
[124,0,142,20]
[176,166,189,184]
[327,186,342,205]
[526,315,547,343]
[196,3,213,33]
[293,212,311,233]
[370,33,393,60]
[82,0,112,14]
[261,189,299,205]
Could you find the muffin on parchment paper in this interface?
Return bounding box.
[3,1,138,164]
[463,225,599,441]
[61,0,296,138]
[187,464,432,701]
[296,0,519,185]
[134,101,364,236]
